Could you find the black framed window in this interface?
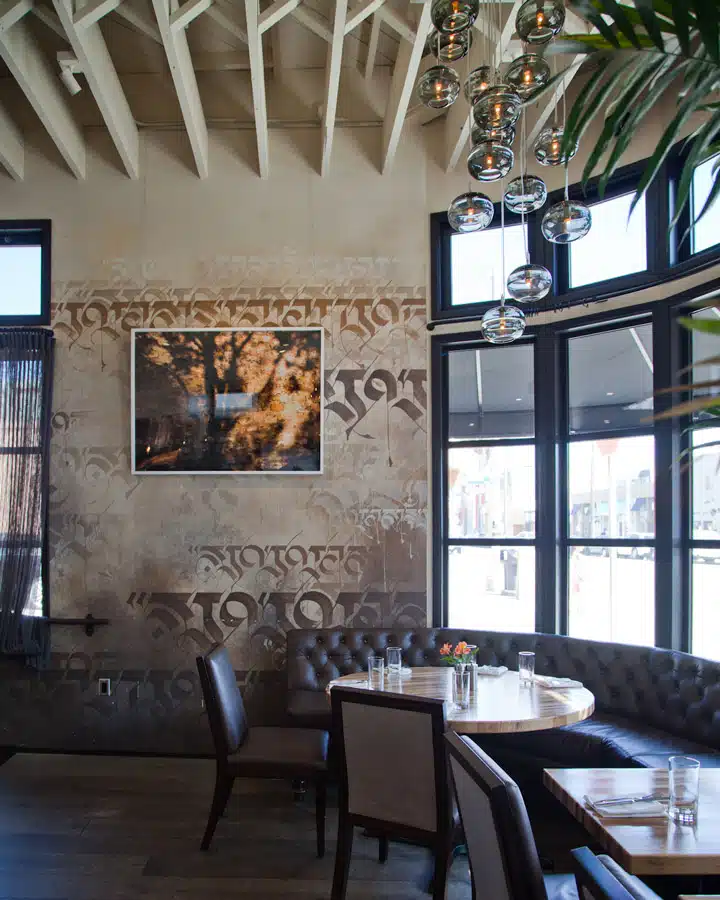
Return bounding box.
[563,323,656,647]
[0,221,51,327]
[444,341,537,632]
[450,218,527,306]
[691,154,720,257]
[431,145,720,327]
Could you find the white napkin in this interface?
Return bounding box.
[476,665,508,677]
[584,796,667,819]
[533,674,584,689]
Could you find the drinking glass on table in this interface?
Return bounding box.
[368,655,385,688]
[669,756,700,824]
[386,647,402,677]
[518,651,535,685]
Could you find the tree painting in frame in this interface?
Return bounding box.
[131,328,323,474]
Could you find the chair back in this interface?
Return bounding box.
[571,848,659,900]
[445,731,547,900]
[330,686,448,835]
[197,645,249,757]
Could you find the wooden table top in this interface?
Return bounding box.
[544,768,720,877]
[327,667,595,735]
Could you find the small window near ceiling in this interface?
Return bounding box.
[568,323,654,434]
[0,222,51,326]
[569,192,647,289]
[692,155,720,255]
[451,222,527,305]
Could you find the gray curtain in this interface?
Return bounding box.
[0,329,53,663]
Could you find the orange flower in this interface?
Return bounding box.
[454,641,471,656]
[439,643,452,656]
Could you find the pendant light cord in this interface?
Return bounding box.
[521,107,529,265]
[500,174,506,306]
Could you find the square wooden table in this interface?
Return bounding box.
[544,768,720,877]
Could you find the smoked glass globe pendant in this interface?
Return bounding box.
[505,53,551,99]
[468,141,514,181]
[515,0,566,44]
[541,199,592,243]
[431,0,480,33]
[417,65,461,109]
[436,28,472,61]
[504,175,547,213]
[481,305,526,344]
[534,126,577,166]
[464,65,492,103]
[448,192,494,233]
[473,85,522,129]
[471,122,515,147]
[507,263,553,302]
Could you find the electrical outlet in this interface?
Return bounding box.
[98,678,111,696]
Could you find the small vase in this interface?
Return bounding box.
[452,663,470,709]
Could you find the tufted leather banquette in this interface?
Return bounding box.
[286,628,720,774]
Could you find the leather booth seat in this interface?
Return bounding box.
[286,628,720,776]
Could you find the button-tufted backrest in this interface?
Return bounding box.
[286,628,720,750]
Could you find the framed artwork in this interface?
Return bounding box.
[131,327,323,474]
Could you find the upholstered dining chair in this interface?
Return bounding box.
[445,733,661,900]
[196,645,328,853]
[571,848,662,900]
[330,686,461,900]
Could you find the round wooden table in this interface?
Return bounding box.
[327,668,595,734]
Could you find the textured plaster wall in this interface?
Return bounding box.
[0,127,431,753]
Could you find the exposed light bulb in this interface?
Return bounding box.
[486,155,493,167]
[536,9,545,26]
[467,207,475,216]
[523,68,532,83]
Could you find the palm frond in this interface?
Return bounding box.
[562,0,720,231]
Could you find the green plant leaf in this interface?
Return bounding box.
[628,67,720,216]
[678,316,720,335]
[633,0,668,49]
[672,123,720,229]
[599,0,645,48]
[651,396,720,420]
[656,378,720,394]
[691,0,720,63]
[670,0,693,55]
[694,162,720,227]
[679,354,720,375]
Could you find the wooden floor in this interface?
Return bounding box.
[0,753,474,900]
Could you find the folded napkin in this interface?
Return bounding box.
[476,665,508,677]
[584,795,667,819]
[533,674,584,689]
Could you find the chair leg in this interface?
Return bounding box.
[331,814,354,900]
[378,836,389,863]
[315,779,326,859]
[200,771,234,851]
[429,838,453,900]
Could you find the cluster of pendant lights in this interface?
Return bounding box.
[417,0,593,343]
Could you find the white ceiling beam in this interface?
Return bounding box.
[170,0,211,31]
[258,0,300,34]
[364,12,380,80]
[376,5,414,43]
[0,19,85,178]
[345,0,383,34]
[0,0,32,30]
[244,0,269,178]
[53,0,139,179]
[114,3,162,41]
[527,54,584,145]
[291,6,332,43]
[0,101,24,179]
[32,5,68,38]
[206,2,247,42]
[73,0,120,28]
[443,0,523,172]
[321,0,348,176]
[151,0,209,177]
[381,0,430,173]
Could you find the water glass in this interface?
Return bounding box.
[386,646,402,676]
[368,655,385,688]
[669,756,700,824]
[518,651,535,685]
[452,664,470,710]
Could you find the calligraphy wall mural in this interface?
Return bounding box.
[0,276,428,753]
